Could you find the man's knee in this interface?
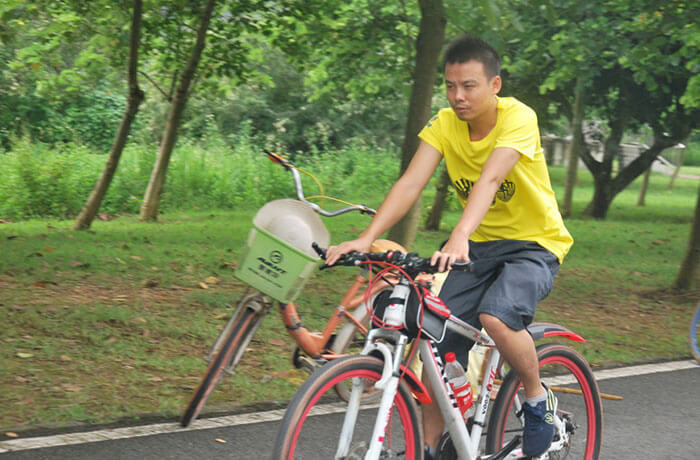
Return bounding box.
[479,313,507,335]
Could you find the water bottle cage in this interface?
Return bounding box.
[374,284,450,343]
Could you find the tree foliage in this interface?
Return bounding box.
[490,0,699,218]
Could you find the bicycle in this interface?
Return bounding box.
[180,152,404,427]
[690,304,700,363]
[273,248,604,459]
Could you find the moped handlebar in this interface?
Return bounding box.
[264,150,376,218]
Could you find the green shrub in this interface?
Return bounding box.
[0,140,102,219]
[0,132,400,220]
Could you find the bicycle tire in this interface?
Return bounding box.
[180,300,265,427]
[690,304,700,363]
[273,355,423,460]
[486,342,603,460]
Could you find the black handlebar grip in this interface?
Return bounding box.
[312,242,326,259]
[451,261,474,272]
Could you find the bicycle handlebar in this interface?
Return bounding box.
[264,150,376,218]
[312,243,473,277]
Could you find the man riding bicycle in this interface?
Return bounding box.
[325,35,573,459]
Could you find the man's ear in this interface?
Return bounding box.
[491,75,502,94]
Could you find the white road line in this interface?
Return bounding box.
[1,359,697,453]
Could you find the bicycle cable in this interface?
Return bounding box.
[361,260,429,385]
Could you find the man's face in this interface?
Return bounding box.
[445,60,501,123]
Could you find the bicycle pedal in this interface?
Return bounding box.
[292,351,322,374]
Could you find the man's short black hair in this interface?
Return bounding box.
[443,35,501,79]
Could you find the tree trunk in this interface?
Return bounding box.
[561,77,584,218]
[673,180,700,291]
[424,165,450,230]
[387,0,445,248]
[139,0,217,221]
[668,147,686,190]
[74,0,144,230]
[584,109,626,219]
[637,166,652,206]
[584,129,680,218]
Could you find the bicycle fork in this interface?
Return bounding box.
[334,329,409,460]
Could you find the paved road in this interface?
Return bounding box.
[1,361,698,459]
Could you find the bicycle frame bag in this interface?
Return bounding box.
[373,285,450,343]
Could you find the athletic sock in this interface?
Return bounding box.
[525,388,547,407]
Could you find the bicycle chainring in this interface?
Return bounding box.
[435,432,457,460]
[345,442,368,460]
[343,442,405,459]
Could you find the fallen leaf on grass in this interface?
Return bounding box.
[16,352,33,359]
[148,376,163,382]
[143,279,159,288]
[204,276,221,285]
[60,355,72,361]
[33,280,57,287]
[269,338,286,347]
[4,432,18,438]
[198,282,209,289]
[62,386,81,392]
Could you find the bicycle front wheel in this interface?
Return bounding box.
[690,304,700,363]
[180,293,268,427]
[273,355,423,460]
[486,342,603,460]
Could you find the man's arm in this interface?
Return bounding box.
[325,141,442,265]
[431,147,521,271]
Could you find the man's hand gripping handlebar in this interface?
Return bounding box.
[312,242,474,277]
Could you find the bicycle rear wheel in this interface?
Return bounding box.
[180,293,269,427]
[273,355,423,460]
[486,342,603,459]
[690,305,700,363]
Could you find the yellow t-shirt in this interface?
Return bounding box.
[418,96,573,263]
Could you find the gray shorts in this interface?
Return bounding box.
[435,240,560,366]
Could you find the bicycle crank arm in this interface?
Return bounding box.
[477,435,521,460]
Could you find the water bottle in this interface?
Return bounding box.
[444,352,473,421]
[382,280,410,327]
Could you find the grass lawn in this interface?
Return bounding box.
[1,166,698,431]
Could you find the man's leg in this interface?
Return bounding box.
[479,313,543,398]
[421,374,444,454]
[481,313,557,457]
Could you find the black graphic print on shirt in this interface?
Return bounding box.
[453,178,516,205]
